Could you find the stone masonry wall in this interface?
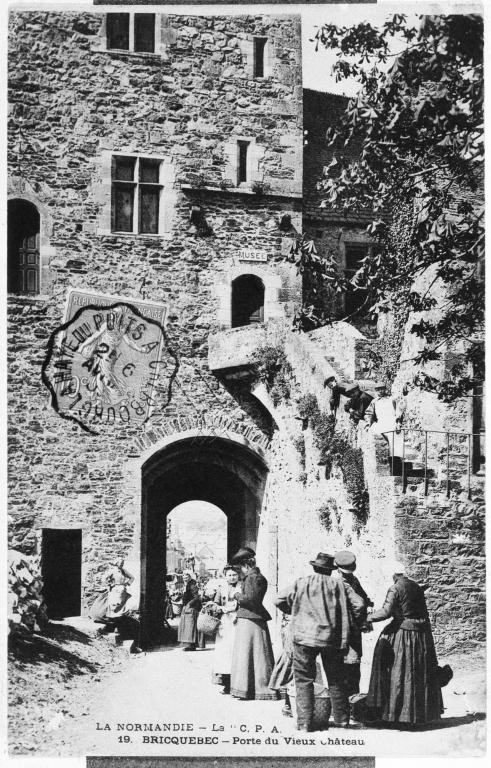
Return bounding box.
[303,88,373,323]
[7,10,303,609]
[394,490,485,653]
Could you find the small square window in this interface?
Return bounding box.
[111,156,162,235]
[106,13,156,54]
[139,158,160,184]
[114,156,136,181]
[134,14,155,54]
[107,13,130,51]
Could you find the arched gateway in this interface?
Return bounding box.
[140,434,268,648]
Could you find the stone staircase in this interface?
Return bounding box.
[284,324,483,503]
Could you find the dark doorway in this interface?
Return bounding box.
[141,436,268,648]
[231,274,265,327]
[42,529,82,619]
[8,199,41,294]
[472,381,485,473]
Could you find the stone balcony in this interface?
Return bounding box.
[208,322,286,378]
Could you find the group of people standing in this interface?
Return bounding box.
[180,546,448,732]
[177,547,277,700]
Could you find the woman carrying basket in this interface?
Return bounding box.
[178,570,201,651]
[211,565,242,695]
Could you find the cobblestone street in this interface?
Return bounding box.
[49,626,485,760]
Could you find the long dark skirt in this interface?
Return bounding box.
[178,608,199,646]
[88,591,109,621]
[231,618,278,700]
[366,621,443,724]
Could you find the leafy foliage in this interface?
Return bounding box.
[293,435,306,469]
[307,14,484,401]
[251,345,292,405]
[298,393,369,529]
[297,393,320,420]
[318,498,339,533]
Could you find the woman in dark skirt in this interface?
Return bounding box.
[229,548,278,701]
[366,562,443,726]
[178,571,202,651]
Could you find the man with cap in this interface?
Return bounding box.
[275,553,367,731]
[334,551,374,696]
[323,377,360,415]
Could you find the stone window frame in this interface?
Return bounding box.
[93,13,167,58]
[238,35,273,79]
[223,136,265,191]
[97,150,176,238]
[340,235,373,316]
[7,190,56,298]
[216,264,284,329]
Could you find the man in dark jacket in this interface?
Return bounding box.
[275,553,367,731]
[334,550,374,696]
[323,377,360,415]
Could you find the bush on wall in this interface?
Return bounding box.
[252,345,292,405]
[299,393,370,530]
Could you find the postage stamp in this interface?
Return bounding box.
[42,292,178,434]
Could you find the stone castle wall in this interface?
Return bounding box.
[7,10,303,607]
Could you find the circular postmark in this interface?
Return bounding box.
[42,301,179,435]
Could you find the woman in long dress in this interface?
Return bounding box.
[366,562,443,726]
[229,548,278,701]
[89,558,133,622]
[178,570,201,651]
[212,565,241,694]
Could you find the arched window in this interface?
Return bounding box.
[231,274,265,328]
[8,199,40,294]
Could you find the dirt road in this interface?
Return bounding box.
[45,629,485,759]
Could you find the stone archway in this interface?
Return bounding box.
[140,435,268,648]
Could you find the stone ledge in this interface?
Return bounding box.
[181,183,302,200]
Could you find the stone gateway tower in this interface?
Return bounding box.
[8,9,484,653]
[8,10,303,646]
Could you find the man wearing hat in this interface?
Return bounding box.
[334,551,374,696]
[323,377,360,415]
[275,553,367,731]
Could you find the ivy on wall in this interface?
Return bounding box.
[318,498,339,533]
[298,393,369,531]
[251,345,292,406]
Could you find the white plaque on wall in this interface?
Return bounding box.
[237,249,268,262]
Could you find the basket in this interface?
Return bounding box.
[197,611,220,637]
[287,683,332,729]
[171,602,183,617]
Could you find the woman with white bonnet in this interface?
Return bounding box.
[211,564,242,694]
[365,559,443,727]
